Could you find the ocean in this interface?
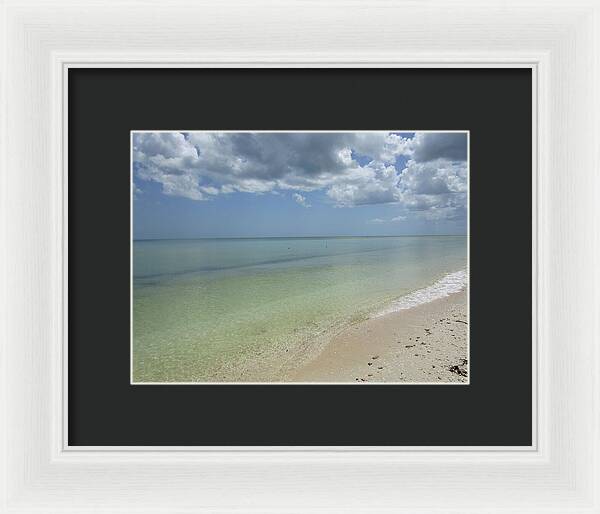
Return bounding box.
[132,236,467,382]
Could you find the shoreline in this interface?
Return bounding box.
[133,271,468,383]
[284,288,468,383]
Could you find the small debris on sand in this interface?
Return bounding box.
[449,364,468,377]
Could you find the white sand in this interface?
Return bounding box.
[285,289,468,383]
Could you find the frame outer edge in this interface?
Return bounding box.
[0,0,8,512]
[2,0,600,512]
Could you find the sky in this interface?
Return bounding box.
[132,131,468,239]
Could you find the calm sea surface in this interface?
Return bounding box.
[132,236,467,382]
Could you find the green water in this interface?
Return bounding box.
[132,236,467,382]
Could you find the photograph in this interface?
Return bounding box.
[131,131,469,384]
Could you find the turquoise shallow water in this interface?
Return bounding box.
[132,236,467,382]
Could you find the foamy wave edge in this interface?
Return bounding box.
[372,269,468,318]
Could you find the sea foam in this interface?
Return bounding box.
[372,269,467,318]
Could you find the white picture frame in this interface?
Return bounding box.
[1,0,599,512]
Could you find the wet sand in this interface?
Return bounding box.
[285,289,468,383]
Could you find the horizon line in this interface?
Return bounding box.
[133,234,468,242]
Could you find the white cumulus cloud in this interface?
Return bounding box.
[293,193,311,208]
[132,131,468,222]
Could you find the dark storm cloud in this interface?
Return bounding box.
[412,132,468,162]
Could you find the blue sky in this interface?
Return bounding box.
[133,131,468,239]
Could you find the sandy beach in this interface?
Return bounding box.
[285,289,468,383]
